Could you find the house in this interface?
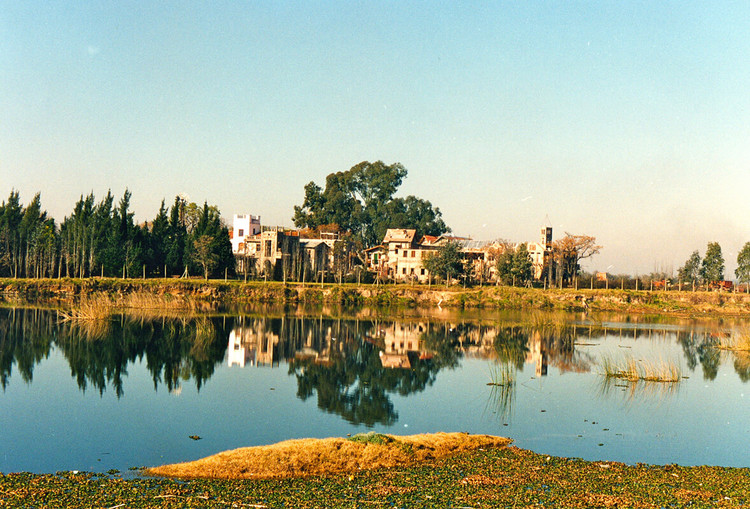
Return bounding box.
[366,227,555,284]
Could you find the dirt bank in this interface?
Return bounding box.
[2,277,750,316]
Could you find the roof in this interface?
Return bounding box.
[454,239,494,250]
[300,239,329,249]
[383,228,417,243]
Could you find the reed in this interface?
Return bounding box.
[488,362,515,387]
[601,355,681,383]
[57,294,115,322]
[716,327,750,352]
[486,363,516,423]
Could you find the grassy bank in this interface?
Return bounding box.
[2,443,749,508]
[2,277,750,316]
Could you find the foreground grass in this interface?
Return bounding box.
[3,448,750,508]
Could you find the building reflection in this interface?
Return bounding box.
[4,306,750,418]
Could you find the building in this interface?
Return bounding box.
[366,227,554,284]
[230,214,261,254]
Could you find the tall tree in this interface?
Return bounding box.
[293,161,449,249]
[736,242,750,292]
[186,202,234,279]
[148,200,170,276]
[166,196,187,276]
[701,242,724,284]
[678,250,702,285]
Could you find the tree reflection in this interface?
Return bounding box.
[0,308,230,397]
[0,308,55,388]
[677,330,721,381]
[287,319,459,427]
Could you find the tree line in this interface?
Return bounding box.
[0,190,233,279]
[679,241,750,289]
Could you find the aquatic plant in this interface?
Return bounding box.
[57,294,115,322]
[601,355,681,383]
[487,362,516,422]
[715,327,750,352]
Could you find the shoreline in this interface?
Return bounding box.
[2,437,748,507]
[2,277,750,317]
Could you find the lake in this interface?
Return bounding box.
[1,306,749,474]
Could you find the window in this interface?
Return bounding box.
[420,268,425,275]
[411,251,416,257]
[402,267,406,274]
[264,240,272,257]
[395,248,399,255]
[238,229,244,237]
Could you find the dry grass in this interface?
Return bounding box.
[144,432,511,480]
[57,294,115,321]
[601,356,681,383]
[716,327,750,352]
[58,291,205,323]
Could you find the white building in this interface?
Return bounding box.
[231,214,261,254]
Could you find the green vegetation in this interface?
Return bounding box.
[292,160,449,249]
[736,242,750,290]
[421,240,463,285]
[702,241,726,284]
[6,278,750,316]
[3,446,750,507]
[0,190,234,281]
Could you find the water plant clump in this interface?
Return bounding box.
[487,362,515,387]
[57,294,115,322]
[715,327,750,352]
[601,355,681,383]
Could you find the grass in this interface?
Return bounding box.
[57,294,115,321]
[57,291,204,324]
[4,440,750,507]
[716,327,750,351]
[144,432,511,480]
[601,355,682,383]
[487,363,516,422]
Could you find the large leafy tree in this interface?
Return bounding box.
[293,161,449,248]
[422,241,463,285]
[736,242,750,291]
[701,242,724,284]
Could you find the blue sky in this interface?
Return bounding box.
[2,1,750,276]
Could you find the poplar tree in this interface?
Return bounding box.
[701,242,725,284]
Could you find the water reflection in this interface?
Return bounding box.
[0,308,230,397]
[4,307,750,422]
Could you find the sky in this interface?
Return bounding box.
[2,1,750,277]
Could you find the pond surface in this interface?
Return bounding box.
[1,306,750,474]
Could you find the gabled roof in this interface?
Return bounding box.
[299,239,329,249]
[383,228,416,243]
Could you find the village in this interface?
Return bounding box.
[229,213,565,286]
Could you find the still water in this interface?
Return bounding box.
[1,306,750,474]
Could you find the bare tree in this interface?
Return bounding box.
[552,233,602,287]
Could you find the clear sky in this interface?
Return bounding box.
[2,1,750,277]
